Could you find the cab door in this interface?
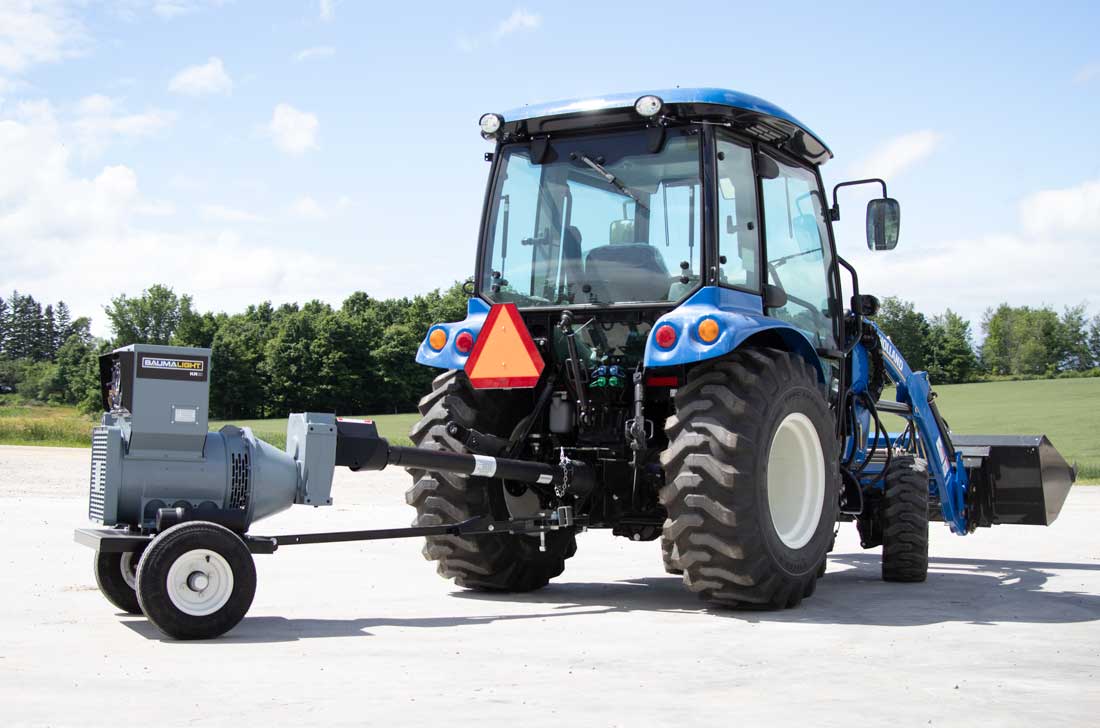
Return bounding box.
[758,152,838,351]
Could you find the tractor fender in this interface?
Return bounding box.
[415,297,491,369]
[644,286,825,382]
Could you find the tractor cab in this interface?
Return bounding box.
[464,89,888,372]
[407,88,1072,607]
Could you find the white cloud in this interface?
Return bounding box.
[851,130,942,180]
[1073,62,1100,84]
[290,196,326,220]
[458,8,542,52]
[293,45,335,62]
[495,9,541,38]
[1020,178,1100,238]
[848,177,1100,329]
[71,94,174,154]
[153,1,193,18]
[113,1,232,21]
[266,103,319,155]
[0,1,84,75]
[319,0,335,21]
[0,100,370,337]
[169,57,233,96]
[199,203,263,223]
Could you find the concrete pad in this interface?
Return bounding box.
[1,445,1098,727]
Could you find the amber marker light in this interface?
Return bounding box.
[697,318,720,344]
[428,328,448,351]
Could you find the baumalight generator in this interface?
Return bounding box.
[76,88,1075,640]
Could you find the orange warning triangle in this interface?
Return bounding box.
[464,303,545,389]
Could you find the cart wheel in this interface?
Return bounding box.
[136,521,256,640]
[94,550,143,614]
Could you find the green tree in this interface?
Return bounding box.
[54,332,101,406]
[261,302,325,414]
[105,284,194,347]
[874,297,930,371]
[54,301,72,346]
[1089,315,1100,369]
[5,291,40,360]
[42,304,57,360]
[0,297,8,357]
[981,304,1068,376]
[926,310,977,384]
[210,315,270,418]
[174,310,227,349]
[1058,304,1092,371]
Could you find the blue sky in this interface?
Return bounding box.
[2,0,1098,337]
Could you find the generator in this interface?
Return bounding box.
[77,344,584,640]
[89,344,338,532]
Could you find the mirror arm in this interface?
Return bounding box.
[829,178,888,221]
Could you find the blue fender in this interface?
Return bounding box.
[644,286,825,382]
[415,297,491,369]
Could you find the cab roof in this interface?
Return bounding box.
[501,87,832,165]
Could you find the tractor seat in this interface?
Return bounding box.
[584,243,670,303]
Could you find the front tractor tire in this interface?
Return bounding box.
[405,370,576,591]
[660,348,840,608]
[880,455,930,582]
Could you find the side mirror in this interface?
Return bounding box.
[866,198,900,250]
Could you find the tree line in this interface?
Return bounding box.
[1,285,1097,417]
[874,298,1100,384]
[0,284,468,417]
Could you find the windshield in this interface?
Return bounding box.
[481,129,702,307]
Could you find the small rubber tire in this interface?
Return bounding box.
[661,536,683,575]
[94,550,143,614]
[660,348,840,608]
[136,521,256,640]
[881,455,930,582]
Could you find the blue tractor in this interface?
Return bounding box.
[407,88,1075,607]
[73,88,1079,639]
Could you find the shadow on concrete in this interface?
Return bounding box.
[121,553,1100,642]
[456,553,1100,627]
[121,607,620,643]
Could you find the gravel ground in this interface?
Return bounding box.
[1,445,1098,727]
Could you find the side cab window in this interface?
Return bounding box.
[715,134,759,290]
[759,153,836,349]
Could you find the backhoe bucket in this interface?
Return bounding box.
[953,435,1075,527]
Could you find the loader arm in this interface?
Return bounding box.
[860,321,970,533]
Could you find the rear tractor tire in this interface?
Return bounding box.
[880,455,930,582]
[660,348,840,608]
[405,370,576,592]
[661,536,683,575]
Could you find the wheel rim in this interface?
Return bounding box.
[120,552,137,589]
[766,412,826,550]
[165,549,234,616]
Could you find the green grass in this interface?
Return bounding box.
[209,413,421,449]
[2,379,1097,481]
[0,399,98,447]
[881,378,1100,482]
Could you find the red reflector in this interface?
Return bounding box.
[646,375,679,387]
[455,331,474,354]
[654,324,677,348]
